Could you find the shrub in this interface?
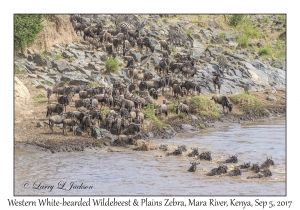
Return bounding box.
[199,123,205,129]
[142,104,171,129]
[34,94,46,103]
[14,64,20,75]
[229,14,245,26]
[190,96,220,118]
[185,30,193,37]
[14,14,44,52]
[95,140,103,148]
[218,32,226,39]
[259,47,271,56]
[105,57,120,73]
[54,52,62,60]
[229,94,269,116]
[100,107,110,119]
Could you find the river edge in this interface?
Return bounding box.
[14,108,286,154]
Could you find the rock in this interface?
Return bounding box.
[52,60,72,72]
[62,51,74,58]
[191,115,198,120]
[68,49,85,60]
[27,48,34,55]
[147,132,154,138]
[37,75,56,84]
[267,95,277,101]
[104,75,111,83]
[90,72,102,82]
[78,67,91,76]
[28,74,37,78]
[91,126,102,139]
[14,77,31,105]
[47,69,59,76]
[31,80,40,86]
[36,84,49,90]
[75,127,83,136]
[37,122,44,128]
[87,63,100,71]
[152,54,160,65]
[129,50,142,62]
[25,62,39,71]
[181,124,194,131]
[193,33,201,40]
[33,54,47,66]
[61,72,90,85]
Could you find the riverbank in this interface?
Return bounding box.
[14,86,285,153]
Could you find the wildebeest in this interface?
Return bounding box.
[212,75,222,94]
[239,162,251,169]
[206,164,228,176]
[188,147,199,157]
[176,103,189,116]
[188,162,200,172]
[198,151,212,161]
[114,134,137,145]
[46,104,64,117]
[121,123,141,135]
[57,95,71,112]
[81,114,94,135]
[250,163,260,173]
[49,112,73,133]
[227,168,242,176]
[62,118,77,135]
[155,104,168,117]
[47,88,53,103]
[121,99,135,111]
[247,169,272,179]
[225,155,238,163]
[149,88,158,100]
[211,95,233,114]
[159,40,171,55]
[260,157,275,169]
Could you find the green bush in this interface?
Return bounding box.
[105,57,120,73]
[229,93,269,116]
[142,104,171,129]
[199,123,205,129]
[259,47,271,56]
[14,14,44,52]
[218,32,226,39]
[190,96,220,118]
[185,30,193,37]
[95,140,103,148]
[229,14,245,26]
[14,64,20,75]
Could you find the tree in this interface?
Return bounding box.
[14,14,44,53]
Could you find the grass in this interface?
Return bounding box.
[229,93,269,116]
[167,99,184,113]
[95,140,103,148]
[87,82,98,88]
[218,32,226,39]
[34,94,46,103]
[53,52,62,60]
[190,96,220,118]
[185,29,193,37]
[199,123,205,129]
[104,57,120,73]
[14,64,20,75]
[100,107,110,119]
[169,45,177,55]
[263,18,270,24]
[259,47,271,56]
[142,104,171,129]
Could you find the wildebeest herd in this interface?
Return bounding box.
[41,15,274,179]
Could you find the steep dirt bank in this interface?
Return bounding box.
[27,15,81,53]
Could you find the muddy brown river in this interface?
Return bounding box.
[14,117,286,196]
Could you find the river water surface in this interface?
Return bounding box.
[15,117,286,196]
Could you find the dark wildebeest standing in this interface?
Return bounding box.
[211,95,233,114]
